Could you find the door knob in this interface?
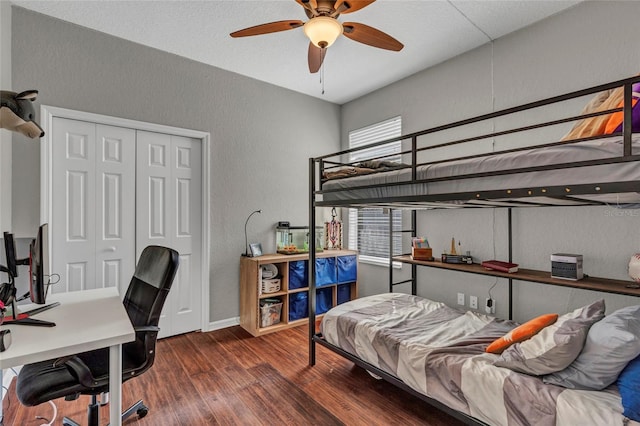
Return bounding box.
[108,246,116,252]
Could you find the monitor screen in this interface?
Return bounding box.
[29,223,49,305]
[3,232,18,279]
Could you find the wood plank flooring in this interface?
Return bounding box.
[3,325,465,425]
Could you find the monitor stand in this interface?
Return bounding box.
[3,300,60,327]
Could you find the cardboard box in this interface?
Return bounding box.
[412,247,433,261]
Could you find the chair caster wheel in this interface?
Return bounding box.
[137,405,149,418]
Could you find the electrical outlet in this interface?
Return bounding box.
[469,295,478,309]
[485,298,496,314]
[457,293,465,306]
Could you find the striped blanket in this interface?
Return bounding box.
[321,293,635,426]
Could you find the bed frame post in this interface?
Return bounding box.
[389,208,394,292]
[309,157,317,366]
[411,210,417,295]
[411,137,418,295]
[623,81,633,157]
[508,207,513,321]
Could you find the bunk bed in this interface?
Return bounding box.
[307,76,640,426]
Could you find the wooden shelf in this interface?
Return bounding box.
[240,251,359,336]
[394,255,640,297]
[259,290,287,299]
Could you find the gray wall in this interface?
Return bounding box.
[342,1,640,322]
[10,7,341,323]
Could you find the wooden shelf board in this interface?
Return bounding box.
[394,255,640,297]
[259,291,287,299]
[251,250,357,264]
[257,322,290,335]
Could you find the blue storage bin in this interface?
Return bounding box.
[337,255,357,283]
[289,291,308,321]
[316,287,332,315]
[316,257,337,287]
[289,260,308,289]
[337,284,351,305]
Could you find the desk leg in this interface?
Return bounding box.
[109,344,123,426]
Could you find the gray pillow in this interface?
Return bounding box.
[494,299,605,376]
[543,304,640,390]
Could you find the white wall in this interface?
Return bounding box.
[0,1,12,233]
[9,6,341,323]
[342,1,640,322]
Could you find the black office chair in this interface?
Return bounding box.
[16,245,179,426]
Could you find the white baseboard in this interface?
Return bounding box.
[207,317,239,332]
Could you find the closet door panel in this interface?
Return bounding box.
[95,124,136,295]
[51,119,135,294]
[136,131,202,337]
[52,118,96,293]
[136,131,175,334]
[170,136,202,336]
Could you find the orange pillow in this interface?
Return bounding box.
[604,85,639,134]
[486,313,558,354]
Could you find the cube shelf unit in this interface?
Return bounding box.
[240,250,358,337]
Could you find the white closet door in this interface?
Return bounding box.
[136,131,202,337]
[51,118,135,294]
[95,124,136,294]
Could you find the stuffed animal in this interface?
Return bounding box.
[0,90,44,138]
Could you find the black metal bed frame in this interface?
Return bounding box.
[306,76,640,425]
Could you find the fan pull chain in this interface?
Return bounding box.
[321,61,325,95]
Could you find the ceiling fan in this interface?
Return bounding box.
[230,0,404,73]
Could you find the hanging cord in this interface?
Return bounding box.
[35,400,58,426]
[487,40,497,302]
[488,207,498,301]
[320,49,326,95]
[490,40,495,151]
[45,273,61,299]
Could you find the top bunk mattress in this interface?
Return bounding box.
[322,135,640,207]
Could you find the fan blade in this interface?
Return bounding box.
[295,0,318,12]
[334,0,375,14]
[230,20,304,38]
[342,22,403,51]
[308,42,326,73]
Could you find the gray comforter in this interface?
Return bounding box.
[321,293,633,426]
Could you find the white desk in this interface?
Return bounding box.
[0,287,135,426]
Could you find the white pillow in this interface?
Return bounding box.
[544,304,640,390]
[494,300,605,376]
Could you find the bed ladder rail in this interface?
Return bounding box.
[389,209,418,294]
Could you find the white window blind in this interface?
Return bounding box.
[347,117,402,265]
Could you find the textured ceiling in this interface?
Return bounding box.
[11,0,582,104]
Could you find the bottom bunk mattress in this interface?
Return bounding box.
[320,293,635,426]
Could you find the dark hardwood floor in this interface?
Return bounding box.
[3,325,465,425]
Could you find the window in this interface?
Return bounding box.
[347,117,402,266]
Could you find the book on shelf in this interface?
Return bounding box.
[481,260,519,273]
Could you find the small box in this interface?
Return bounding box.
[261,278,281,294]
[260,300,283,327]
[551,253,584,280]
[412,247,433,261]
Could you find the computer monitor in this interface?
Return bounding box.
[2,224,57,326]
[29,223,49,305]
[3,231,18,279]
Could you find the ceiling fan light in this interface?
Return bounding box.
[304,16,343,48]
